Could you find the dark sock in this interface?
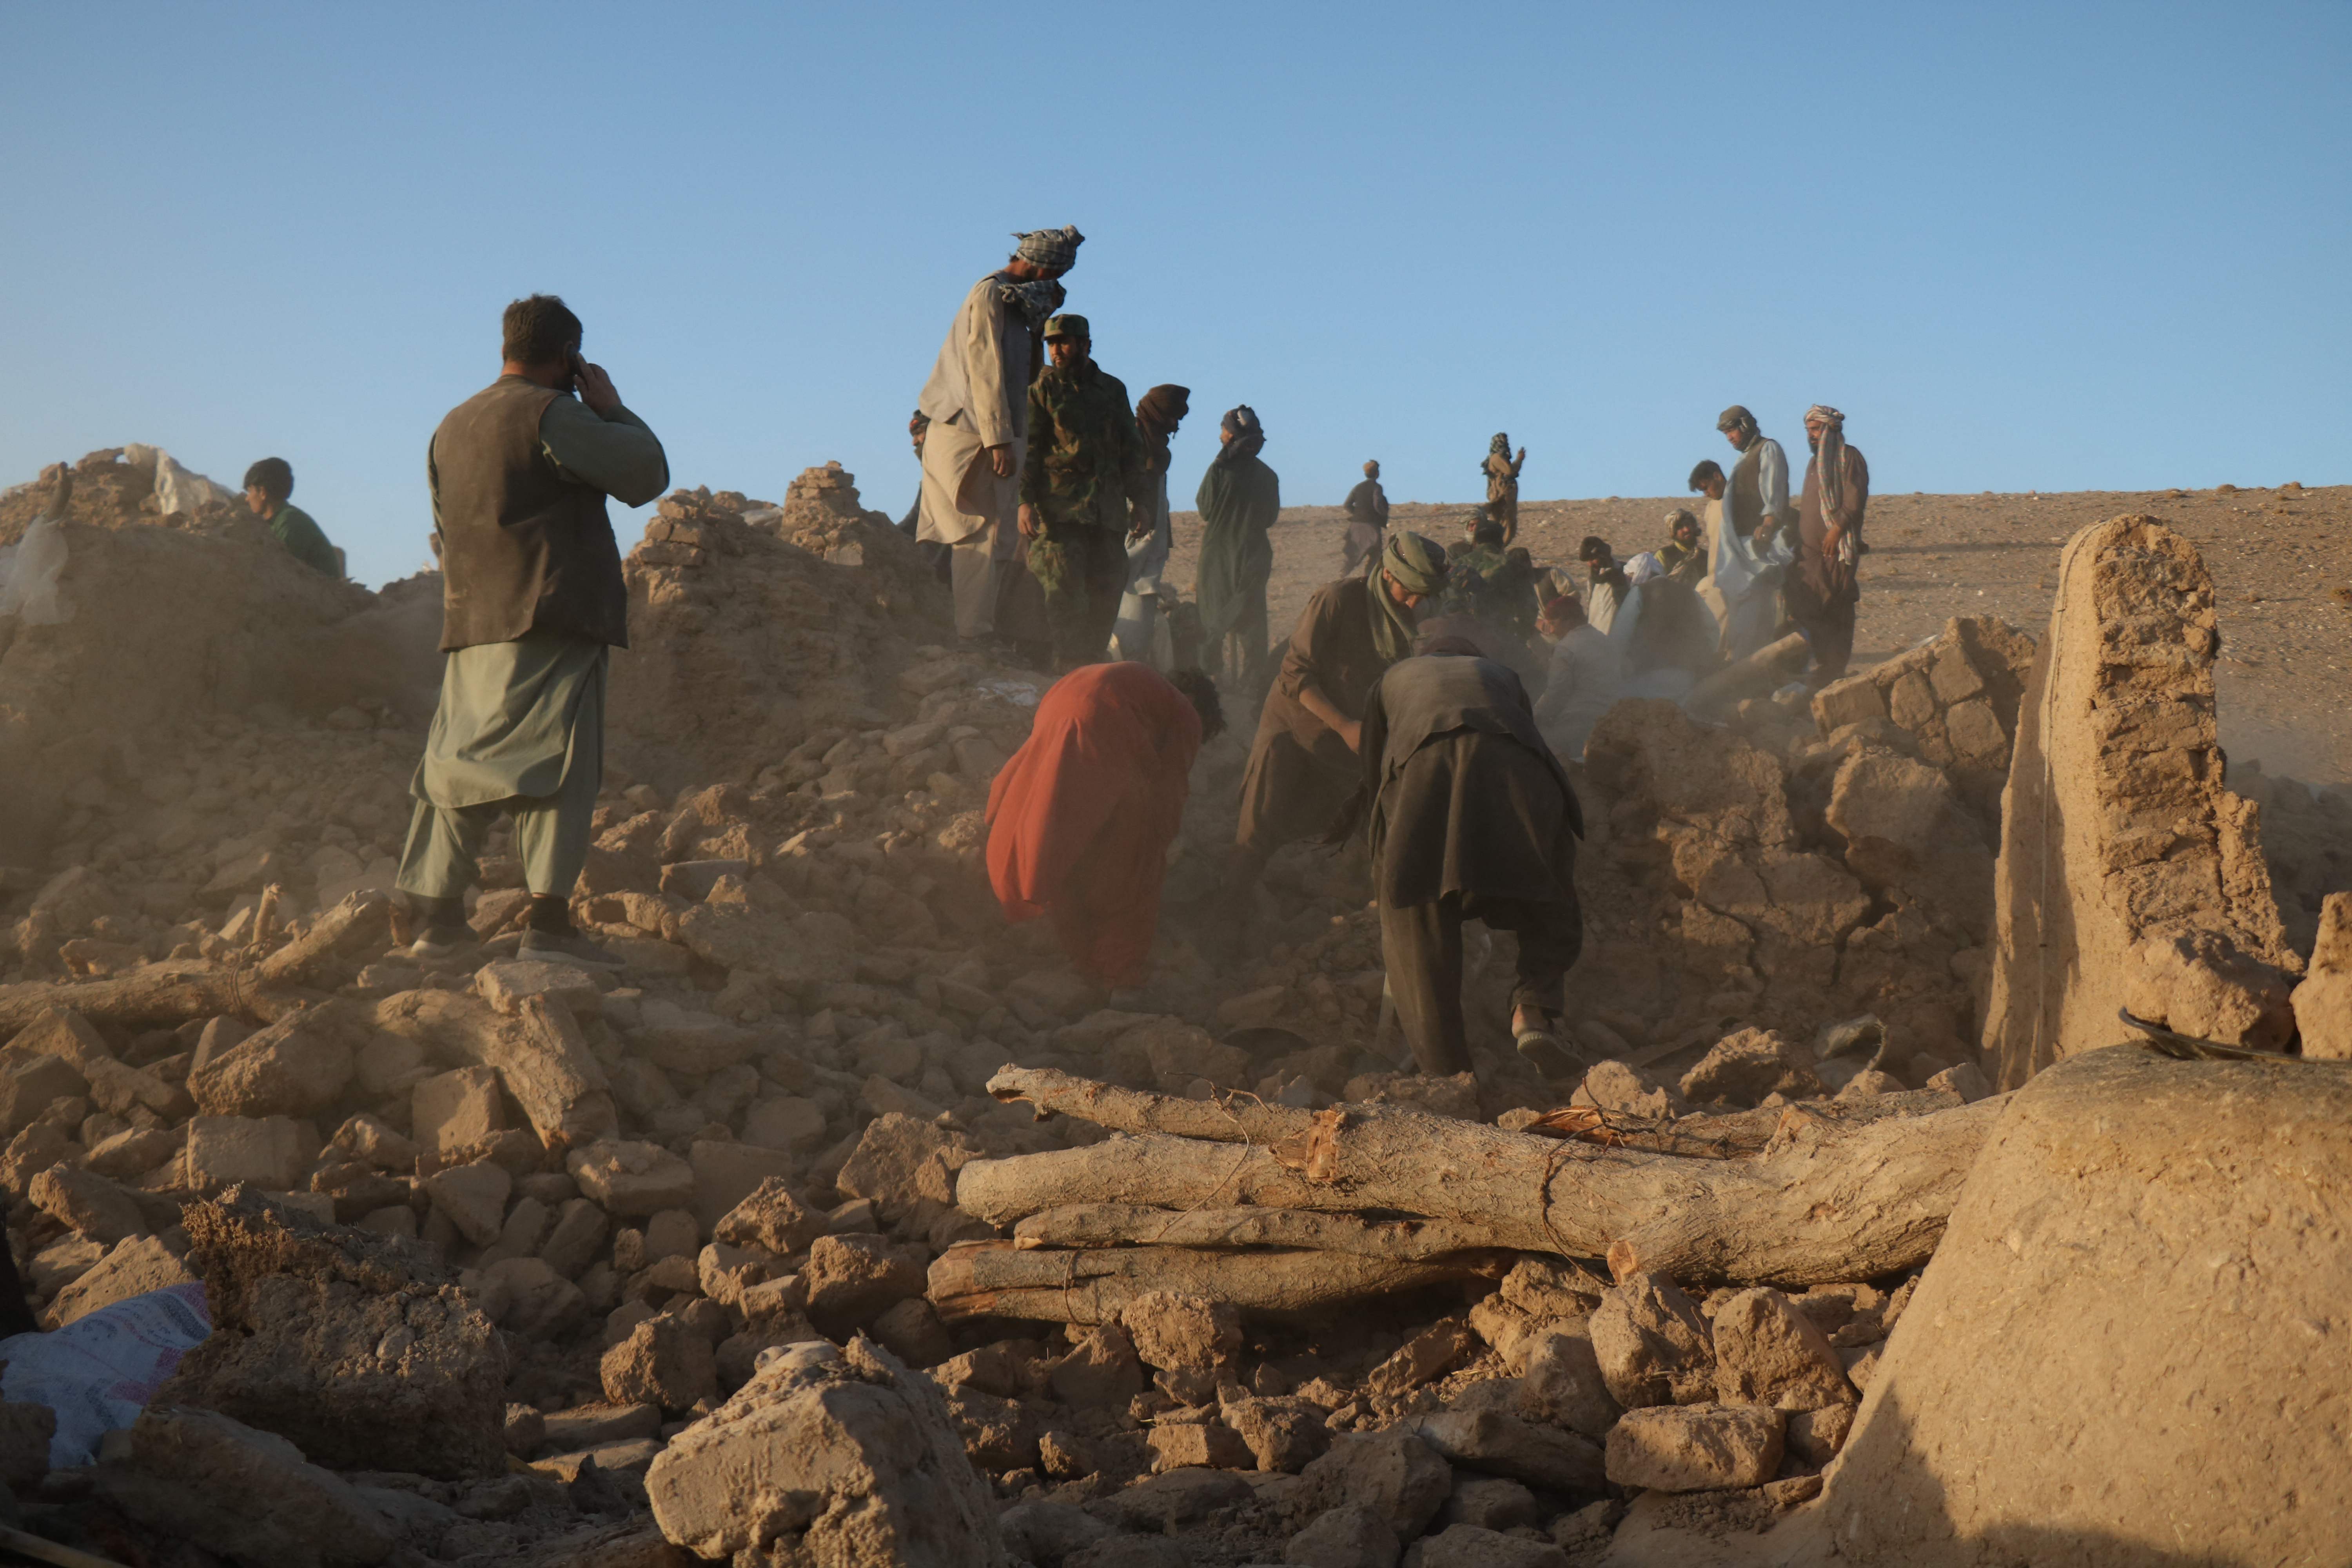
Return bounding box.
[526,894,574,936]
[410,894,466,930]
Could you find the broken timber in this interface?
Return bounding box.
[967,1067,2005,1291]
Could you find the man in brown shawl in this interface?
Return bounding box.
[1226,532,1449,906]
[1334,648,1584,1080]
[1786,403,1869,685]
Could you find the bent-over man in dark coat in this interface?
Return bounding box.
[1337,648,1585,1080]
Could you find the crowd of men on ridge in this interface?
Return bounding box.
[66,224,1871,1091]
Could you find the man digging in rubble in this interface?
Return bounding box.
[1221,532,1449,921]
[396,293,667,965]
[917,224,1083,644]
[240,457,341,577]
[1332,643,1585,1081]
[1017,314,1152,671]
[985,662,1224,988]
[1787,402,1871,685]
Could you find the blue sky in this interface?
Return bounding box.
[2,2,2345,587]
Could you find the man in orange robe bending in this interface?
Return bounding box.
[985,662,1223,986]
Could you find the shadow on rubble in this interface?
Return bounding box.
[1670,1388,2247,1568]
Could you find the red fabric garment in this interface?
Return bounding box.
[985,662,1202,985]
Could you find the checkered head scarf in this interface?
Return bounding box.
[1012,225,1085,271]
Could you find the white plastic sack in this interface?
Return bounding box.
[121,443,237,518]
[0,1283,212,1465]
[0,515,73,625]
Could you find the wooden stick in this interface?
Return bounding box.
[1010,1203,1507,1261]
[928,1240,1486,1324]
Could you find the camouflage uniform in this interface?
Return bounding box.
[1021,320,1149,668]
[1441,540,1510,619]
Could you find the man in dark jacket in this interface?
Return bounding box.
[396,294,668,965]
[1341,649,1585,1080]
[1018,314,1151,670]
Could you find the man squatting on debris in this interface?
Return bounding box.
[1225,532,1450,908]
[396,294,668,966]
[984,662,1225,986]
[1017,313,1152,672]
[1332,644,1585,1078]
[916,226,1083,643]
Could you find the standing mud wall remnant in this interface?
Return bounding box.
[1981,516,2298,1086]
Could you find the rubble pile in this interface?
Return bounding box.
[0,471,2348,1565]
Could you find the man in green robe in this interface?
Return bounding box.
[1018,314,1151,670]
[396,294,668,965]
[241,458,341,577]
[1194,405,1281,684]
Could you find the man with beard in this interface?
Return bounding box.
[1341,459,1390,576]
[1113,383,1191,664]
[398,294,667,965]
[1018,314,1151,670]
[1788,404,1870,684]
[1715,405,1791,544]
[1482,432,1527,546]
[1194,405,1282,684]
[916,225,1083,642]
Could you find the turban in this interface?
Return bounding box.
[1717,405,1759,442]
[1372,531,1449,663]
[1012,225,1085,270]
[1213,405,1265,467]
[1490,432,1510,453]
[1137,384,1190,432]
[1136,384,1190,469]
[1665,508,1700,536]
[1380,532,1448,596]
[1807,405,1852,524]
[1576,534,1613,563]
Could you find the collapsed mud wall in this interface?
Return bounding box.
[1981,517,2299,1085]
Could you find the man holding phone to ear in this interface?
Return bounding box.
[397,293,668,965]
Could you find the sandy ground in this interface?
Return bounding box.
[1169,483,2352,786]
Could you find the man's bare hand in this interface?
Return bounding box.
[575,361,621,416]
[987,445,1015,479]
[1018,503,1040,539]
[1127,507,1153,544]
[1336,718,1364,754]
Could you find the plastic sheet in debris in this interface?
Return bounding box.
[0,1285,212,1465]
[0,517,73,625]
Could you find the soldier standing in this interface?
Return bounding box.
[1017,314,1152,671]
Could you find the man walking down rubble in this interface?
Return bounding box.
[1018,314,1152,670]
[985,662,1224,987]
[1225,533,1448,914]
[1787,403,1870,685]
[917,225,1083,643]
[397,294,667,965]
[1334,646,1584,1081]
[241,457,341,577]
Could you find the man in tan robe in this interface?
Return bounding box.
[916,225,1083,640]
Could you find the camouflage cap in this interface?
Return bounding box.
[1043,313,1090,341]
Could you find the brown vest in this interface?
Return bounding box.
[430,377,626,651]
[1727,442,1766,539]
